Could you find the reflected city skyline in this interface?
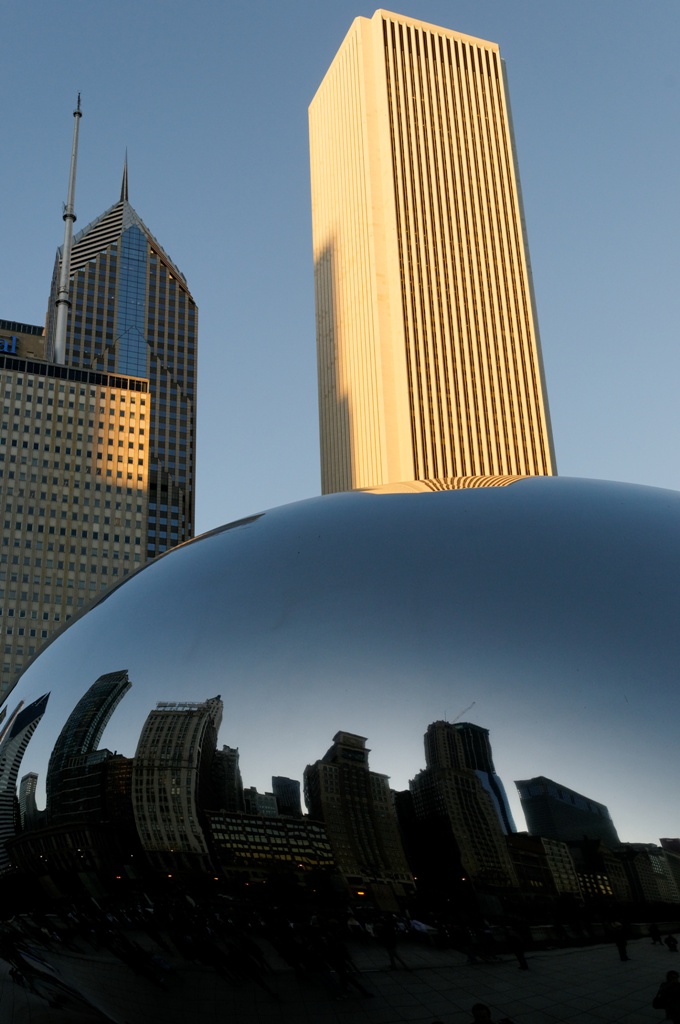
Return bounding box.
[0,475,678,1022]
[2,660,678,909]
[8,477,679,846]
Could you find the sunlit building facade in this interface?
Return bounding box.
[0,320,46,361]
[1,171,197,699]
[310,10,555,493]
[46,176,198,560]
[0,354,148,697]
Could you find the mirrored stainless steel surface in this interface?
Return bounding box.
[1,476,678,1022]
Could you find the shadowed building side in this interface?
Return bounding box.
[304,731,414,907]
[410,721,519,890]
[516,776,620,847]
[0,694,49,871]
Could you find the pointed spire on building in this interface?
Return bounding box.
[53,94,82,365]
[120,149,129,202]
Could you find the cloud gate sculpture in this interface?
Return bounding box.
[0,475,678,1021]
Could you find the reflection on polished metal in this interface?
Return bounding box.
[0,476,679,1021]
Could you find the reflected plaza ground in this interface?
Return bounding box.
[1,926,677,1023]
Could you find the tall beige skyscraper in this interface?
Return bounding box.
[310,10,556,493]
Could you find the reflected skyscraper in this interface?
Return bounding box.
[18,771,39,830]
[0,693,49,871]
[272,776,302,818]
[243,786,278,817]
[410,721,518,888]
[210,745,245,813]
[516,775,620,846]
[425,720,516,834]
[46,670,131,821]
[132,696,222,870]
[310,10,555,493]
[304,731,413,905]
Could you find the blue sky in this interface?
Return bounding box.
[2,0,679,534]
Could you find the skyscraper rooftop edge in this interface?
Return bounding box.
[0,319,44,337]
[60,198,190,289]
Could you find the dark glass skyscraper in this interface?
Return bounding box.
[410,721,518,888]
[424,721,516,834]
[516,775,620,847]
[46,670,131,821]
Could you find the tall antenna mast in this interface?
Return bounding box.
[53,94,82,365]
[120,148,129,202]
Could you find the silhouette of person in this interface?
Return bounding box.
[612,922,630,961]
[505,925,529,970]
[653,969,680,1022]
[373,915,411,970]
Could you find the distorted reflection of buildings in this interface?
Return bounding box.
[565,839,631,902]
[505,833,581,902]
[0,693,49,871]
[425,721,516,833]
[7,673,135,883]
[47,670,131,821]
[409,721,519,890]
[272,776,303,818]
[243,787,278,817]
[132,696,222,871]
[516,776,620,847]
[18,771,40,830]
[206,811,335,881]
[619,844,680,904]
[304,731,414,907]
[5,686,680,915]
[210,745,245,813]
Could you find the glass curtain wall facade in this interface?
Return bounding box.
[46,198,197,559]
